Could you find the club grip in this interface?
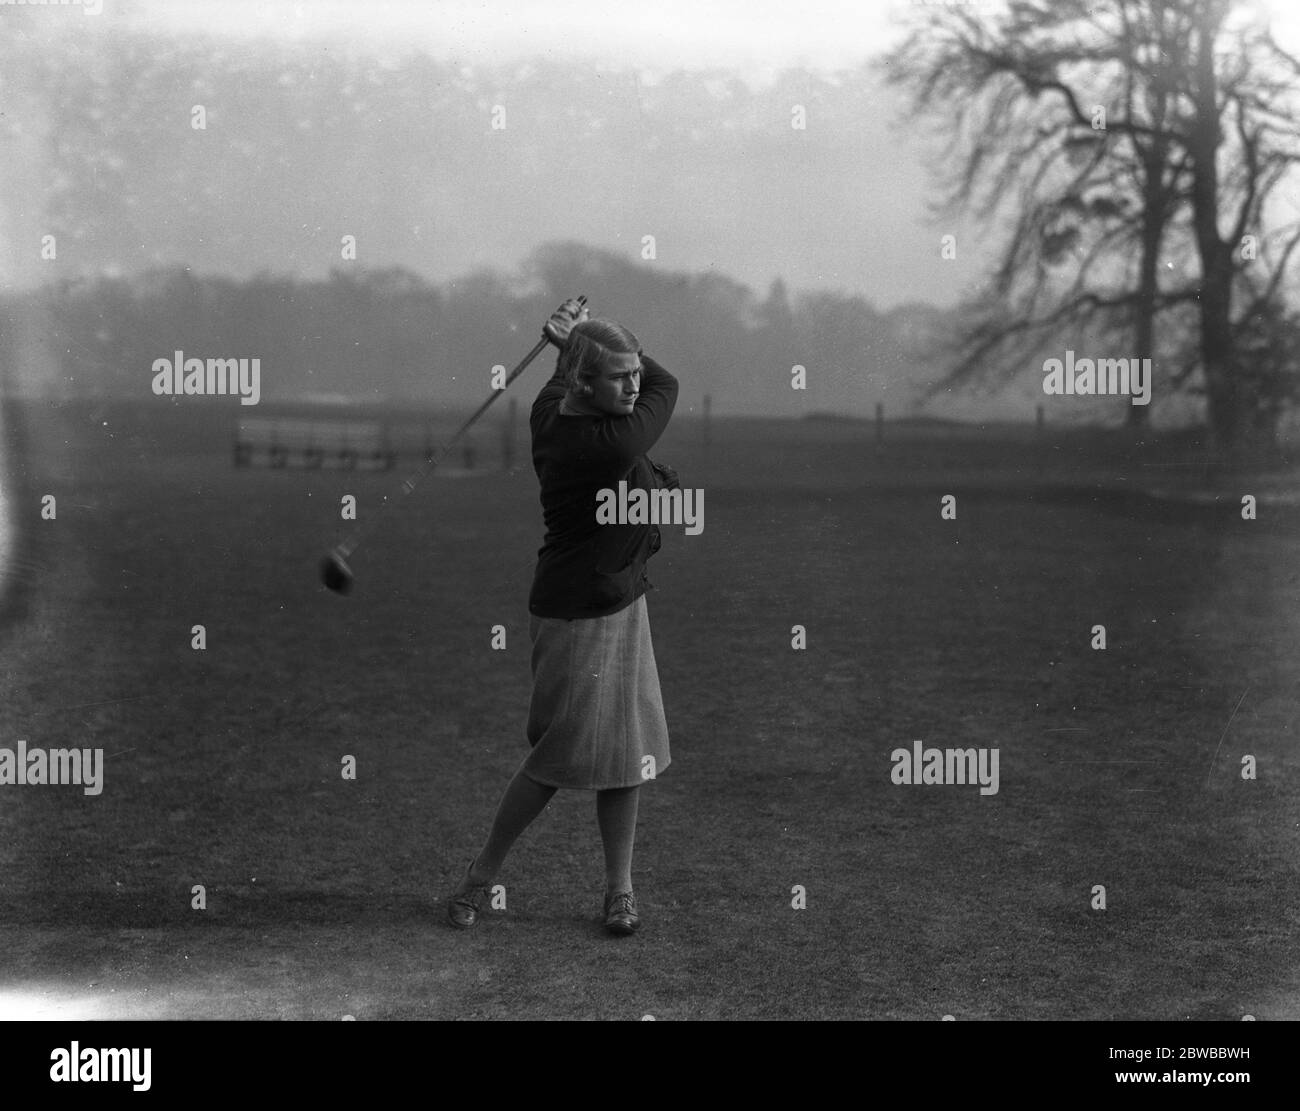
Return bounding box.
[559,294,588,318]
[541,294,588,341]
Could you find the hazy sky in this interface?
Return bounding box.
[0,0,983,309]
[119,0,1300,76]
[2,0,1298,311]
[130,0,905,75]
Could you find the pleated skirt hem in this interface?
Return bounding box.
[521,595,671,791]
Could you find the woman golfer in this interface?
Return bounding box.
[446,297,679,936]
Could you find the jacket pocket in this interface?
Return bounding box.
[592,524,641,604]
[591,563,636,607]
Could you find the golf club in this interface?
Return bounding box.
[320,295,587,593]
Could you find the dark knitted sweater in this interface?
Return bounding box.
[527,354,679,619]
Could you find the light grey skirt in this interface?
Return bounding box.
[521,595,671,790]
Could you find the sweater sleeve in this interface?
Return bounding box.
[581,355,679,464]
[531,351,568,417]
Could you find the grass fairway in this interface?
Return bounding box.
[1,400,1298,1020]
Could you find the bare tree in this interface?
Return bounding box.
[884,0,1300,455]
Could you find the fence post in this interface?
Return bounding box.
[503,397,517,471]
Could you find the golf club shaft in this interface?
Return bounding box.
[400,334,549,497]
[332,298,584,561]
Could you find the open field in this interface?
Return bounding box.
[1,397,1298,1020]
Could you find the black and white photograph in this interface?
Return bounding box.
[0,0,1296,1083]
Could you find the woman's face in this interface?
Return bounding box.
[580,352,642,416]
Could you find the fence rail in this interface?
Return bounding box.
[232,398,521,472]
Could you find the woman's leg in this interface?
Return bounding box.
[595,784,640,894]
[468,764,557,884]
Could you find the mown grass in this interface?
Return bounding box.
[0,400,1297,1019]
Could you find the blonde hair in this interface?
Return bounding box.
[557,320,641,394]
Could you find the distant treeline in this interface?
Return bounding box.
[0,244,949,416]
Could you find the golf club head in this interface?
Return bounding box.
[321,550,354,595]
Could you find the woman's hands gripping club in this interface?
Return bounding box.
[543,297,591,348]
